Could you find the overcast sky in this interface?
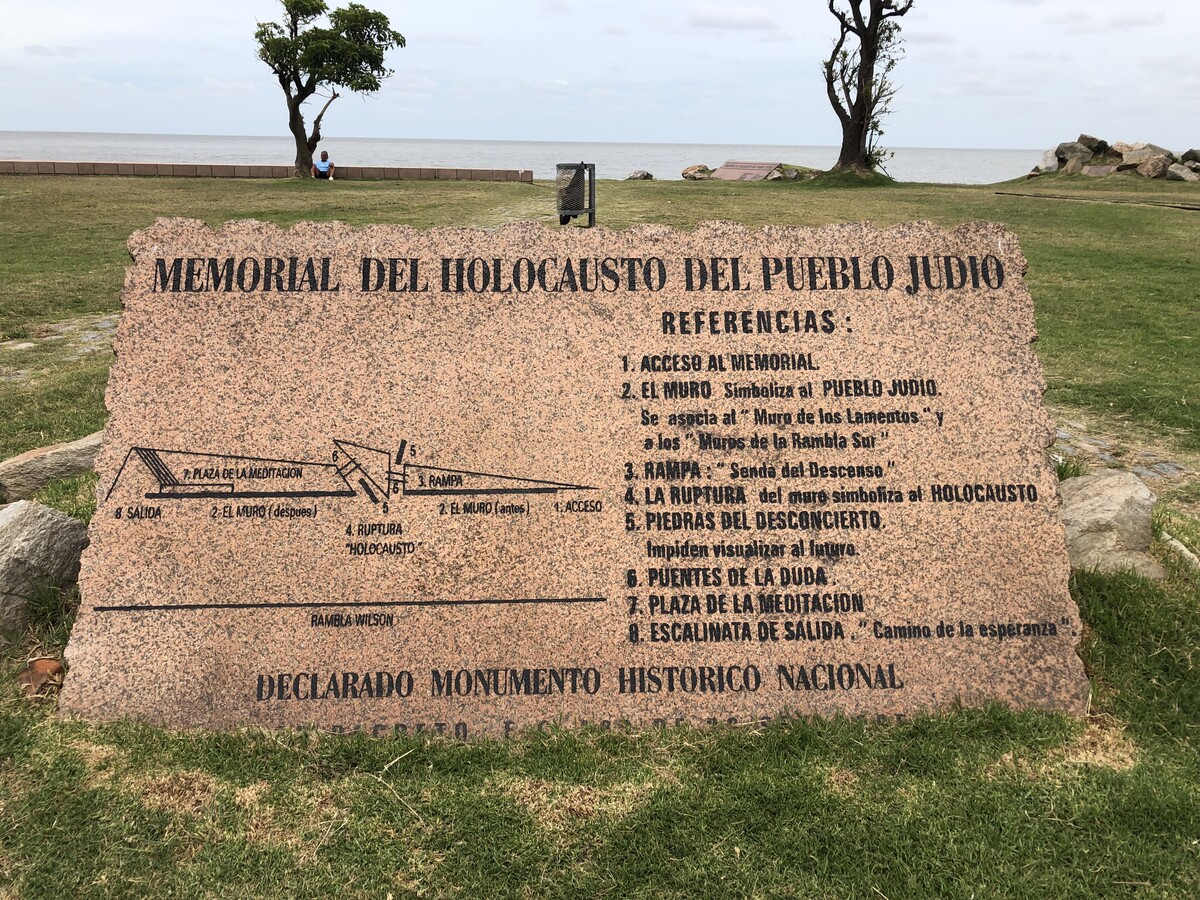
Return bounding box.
[2,0,1196,151]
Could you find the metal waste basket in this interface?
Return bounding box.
[555,162,596,227]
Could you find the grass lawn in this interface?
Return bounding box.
[1,172,1198,898]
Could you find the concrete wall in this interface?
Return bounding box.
[0,161,534,182]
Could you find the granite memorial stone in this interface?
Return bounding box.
[60,218,1090,736]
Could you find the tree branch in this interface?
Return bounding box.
[827,0,856,35]
[881,0,914,19]
[848,0,867,33]
[823,27,852,125]
[309,89,340,150]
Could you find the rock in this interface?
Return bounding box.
[1059,470,1167,580]
[1077,134,1110,155]
[1038,150,1059,173]
[1056,141,1093,166]
[1166,163,1200,182]
[0,431,103,502]
[0,500,89,631]
[1026,168,1042,180]
[624,170,653,180]
[1063,156,1085,175]
[681,164,713,180]
[1111,141,1135,155]
[1081,165,1118,177]
[1182,149,1200,164]
[1136,155,1173,179]
[1123,144,1177,166]
[1186,161,1200,173]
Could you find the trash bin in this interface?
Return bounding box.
[555,162,596,227]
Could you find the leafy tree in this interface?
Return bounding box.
[823,0,913,172]
[255,0,405,175]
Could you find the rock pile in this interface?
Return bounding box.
[1030,134,1199,181]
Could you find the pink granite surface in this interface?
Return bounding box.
[59,219,1090,737]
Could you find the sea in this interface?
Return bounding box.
[0,131,1042,185]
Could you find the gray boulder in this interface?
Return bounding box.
[1166,163,1200,183]
[1063,156,1086,175]
[1056,141,1093,166]
[1137,155,1173,179]
[1081,165,1118,177]
[1059,470,1167,580]
[0,500,89,631]
[1038,150,1059,173]
[1121,147,1154,166]
[1145,143,1177,160]
[1077,133,1110,155]
[625,170,653,180]
[1182,149,1200,164]
[1186,161,1200,173]
[681,164,713,180]
[0,431,103,502]
[1123,143,1177,166]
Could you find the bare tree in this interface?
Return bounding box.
[824,0,913,172]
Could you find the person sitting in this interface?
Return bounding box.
[311,151,335,180]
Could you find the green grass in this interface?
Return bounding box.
[2,172,1199,898]
[2,565,1197,899]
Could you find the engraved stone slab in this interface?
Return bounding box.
[60,219,1090,737]
[711,161,782,181]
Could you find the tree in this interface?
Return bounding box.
[255,0,405,176]
[823,0,913,172]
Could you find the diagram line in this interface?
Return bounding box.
[129,446,337,466]
[407,464,595,490]
[95,597,608,613]
[103,448,135,503]
[404,486,560,496]
[145,489,356,500]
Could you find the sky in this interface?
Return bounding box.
[2,0,1197,151]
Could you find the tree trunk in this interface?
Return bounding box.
[288,100,314,177]
[834,33,877,170]
[835,116,870,170]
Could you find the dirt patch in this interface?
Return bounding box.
[987,716,1138,780]
[233,781,283,846]
[229,778,350,862]
[1053,716,1138,771]
[68,737,123,787]
[493,774,656,832]
[824,767,860,798]
[135,770,219,815]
